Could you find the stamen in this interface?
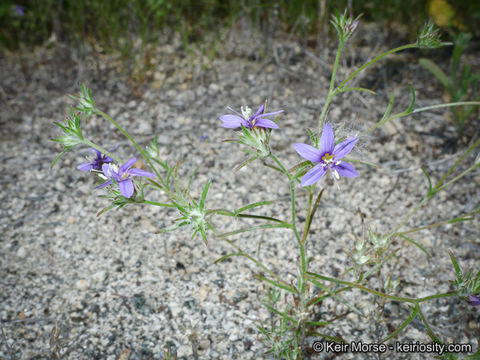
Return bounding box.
[322,153,334,164]
[332,169,340,180]
[241,106,252,120]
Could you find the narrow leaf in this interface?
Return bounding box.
[236,201,274,214]
[398,234,432,258]
[381,305,418,343]
[219,223,291,238]
[309,278,364,317]
[419,58,451,92]
[449,250,463,282]
[255,274,297,294]
[199,179,211,211]
[214,252,244,264]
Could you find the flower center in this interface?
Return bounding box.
[322,153,334,164]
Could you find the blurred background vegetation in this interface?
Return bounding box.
[2,0,479,51]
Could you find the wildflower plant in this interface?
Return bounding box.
[51,11,480,359]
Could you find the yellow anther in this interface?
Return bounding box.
[322,153,334,163]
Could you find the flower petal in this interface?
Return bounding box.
[333,137,358,160]
[129,169,156,177]
[77,161,94,171]
[301,163,327,187]
[254,118,279,129]
[467,295,480,306]
[95,180,113,189]
[319,122,335,154]
[109,144,119,152]
[252,104,265,118]
[333,161,358,177]
[102,163,113,179]
[120,157,137,173]
[219,114,249,128]
[259,110,284,117]
[294,143,322,162]
[119,179,134,198]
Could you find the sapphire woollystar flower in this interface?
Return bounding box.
[219,104,283,130]
[294,123,358,187]
[96,157,155,198]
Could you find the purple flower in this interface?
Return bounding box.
[219,104,283,129]
[467,295,480,306]
[96,157,155,198]
[77,146,117,172]
[12,4,26,16]
[294,123,358,187]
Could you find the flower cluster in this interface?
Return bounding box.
[330,10,361,42]
[416,20,445,48]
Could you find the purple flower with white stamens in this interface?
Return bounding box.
[77,146,117,172]
[219,104,283,129]
[96,157,155,198]
[467,295,480,306]
[294,123,358,187]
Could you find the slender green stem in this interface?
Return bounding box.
[318,39,345,131]
[96,110,162,180]
[435,163,479,193]
[336,44,417,91]
[435,137,480,190]
[364,101,480,135]
[222,238,296,293]
[399,208,480,235]
[142,200,175,207]
[416,304,443,343]
[302,188,314,246]
[412,101,480,115]
[83,139,122,163]
[389,153,479,239]
[388,197,429,239]
[306,272,456,304]
[269,154,304,273]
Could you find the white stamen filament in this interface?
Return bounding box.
[332,169,340,180]
[241,106,252,120]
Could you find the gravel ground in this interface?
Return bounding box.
[1,22,479,360]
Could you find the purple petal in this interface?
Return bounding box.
[254,118,279,129]
[102,163,113,179]
[333,137,358,160]
[467,295,480,306]
[259,110,284,117]
[129,169,156,177]
[294,143,322,163]
[119,179,134,198]
[95,180,113,189]
[220,114,249,128]
[102,156,114,163]
[252,104,265,118]
[77,162,94,171]
[120,157,137,173]
[109,144,119,152]
[90,148,98,156]
[333,161,358,177]
[301,163,327,187]
[319,122,335,155]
